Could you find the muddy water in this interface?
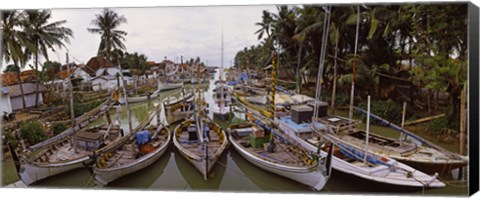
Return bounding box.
[2,70,468,196]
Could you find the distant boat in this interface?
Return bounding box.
[119,88,162,104]
[212,81,232,120]
[173,111,228,180]
[227,114,332,191]
[10,107,123,185]
[157,79,183,91]
[93,113,171,186]
[163,92,208,125]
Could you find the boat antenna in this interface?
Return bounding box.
[348,5,360,131]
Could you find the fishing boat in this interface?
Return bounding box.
[158,63,183,91]
[119,88,161,104]
[321,112,468,174]
[212,33,232,120]
[228,113,332,191]
[93,111,171,186]
[275,114,445,188]
[173,95,228,180]
[212,81,232,120]
[10,109,123,185]
[163,92,208,125]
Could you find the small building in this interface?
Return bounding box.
[91,75,133,92]
[0,87,13,113]
[1,72,46,111]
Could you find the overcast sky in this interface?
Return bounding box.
[17,5,271,69]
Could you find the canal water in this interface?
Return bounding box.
[3,70,468,196]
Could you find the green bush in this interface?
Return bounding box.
[3,130,18,149]
[51,122,68,135]
[20,121,47,145]
[68,99,102,117]
[358,99,402,125]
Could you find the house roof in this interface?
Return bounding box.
[20,70,38,82]
[85,56,114,76]
[58,67,78,79]
[1,72,20,86]
[8,82,46,97]
[160,60,174,65]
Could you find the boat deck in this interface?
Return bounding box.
[231,130,311,168]
[103,128,169,168]
[177,126,224,158]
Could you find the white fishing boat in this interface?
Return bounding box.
[163,92,208,125]
[275,115,445,188]
[157,62,184,91]
[10,110,123,185]
[119,88,162,104]
[212,33,232,120]
[321,114,468,174]
[228,113,332,191]
[157,79,183,91]
[93,111,171,186]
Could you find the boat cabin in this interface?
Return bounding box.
[75,131,105,151]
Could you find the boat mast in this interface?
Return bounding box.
[348,5,360,130]
[313,5,331,120]
[220,29,224,109]
[118,57,133,133]
[66,53,77,153]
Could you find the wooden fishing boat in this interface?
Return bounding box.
[163,92,208,125]
[322,114,467,174]
[119,88,162,104]
[93,115,171,186]
[173,115,228,180]
[228,115,332,191]
[276,116,446,188]
[157,79,183,91]
[10,111,123,185]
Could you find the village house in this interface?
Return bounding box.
[85,56,132,91]
[0,72,46,112]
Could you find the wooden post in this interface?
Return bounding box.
[363,95,371,166]
[400,102,407,144]
[459,84,467,180]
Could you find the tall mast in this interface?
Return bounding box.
[313,5,331,119]
[67,53,77,153]
[220,29,225,109]
[348,5,360,130]
[118,58,133,133]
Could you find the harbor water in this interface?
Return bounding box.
[2,70,468,196]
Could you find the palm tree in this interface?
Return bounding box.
[255,10,274,47]
[22,10,73,107]
[1,11,34,109]
[87,9,127,61]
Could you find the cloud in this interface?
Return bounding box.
[37,5,277,68]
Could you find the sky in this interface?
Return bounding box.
[2,5,278,70]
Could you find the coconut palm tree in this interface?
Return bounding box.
[1,11,34,109]
[87,9,127,61]
[22,10,73,107]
